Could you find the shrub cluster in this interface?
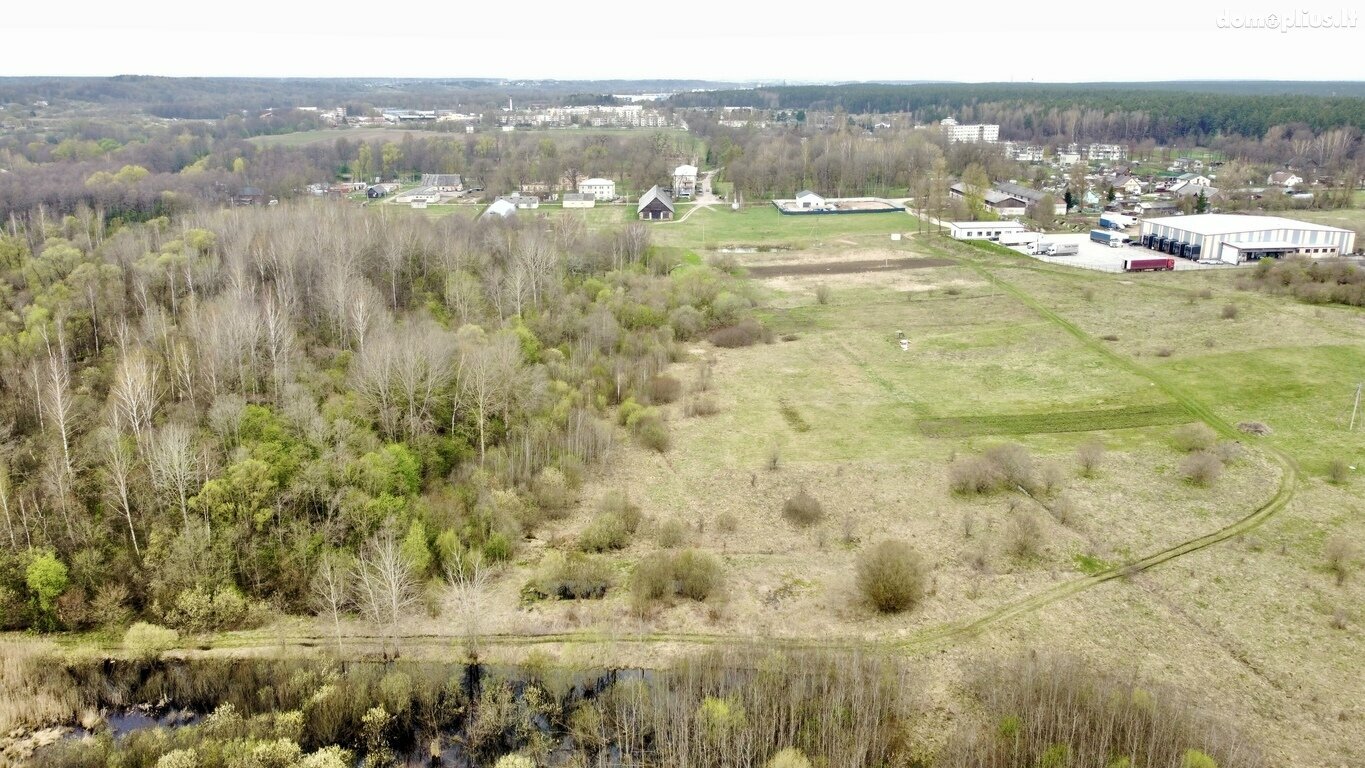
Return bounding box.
[525,551,614,600]
[949,443,1040,495]
[855,540,927,613]
[631,549,723,607]
[781,489,824,527]
[709,318,768,348]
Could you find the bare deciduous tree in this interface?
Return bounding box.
[98,425,141,557]
[445,548,493,660]
[146,422,197,528]
[353,525,421,657]
[310,549,354,656]
[110,350,159,441]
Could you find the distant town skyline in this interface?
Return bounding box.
[4,0,1361,83]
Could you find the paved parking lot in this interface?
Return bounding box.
[1008,232,1227,272]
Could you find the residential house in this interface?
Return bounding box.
[794,190,827,209]
[993,182,1067,216]
[1173,173,1212,189]
[638,185,675,220]
[579,177,617,201]
[231,186,270,206]
[1112,176,1144,195]
[562,192,595,209]
[673,165,698,198]
[1267,171,1303,188]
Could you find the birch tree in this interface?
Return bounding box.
[353,525,421,657]
[310,549,353,656]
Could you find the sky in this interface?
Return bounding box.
[3,0,1362,82]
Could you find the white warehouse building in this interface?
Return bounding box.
[1137,214,1357,264]
[947,221,1028,241]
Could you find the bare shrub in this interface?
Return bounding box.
[655,517,688,549]
[1076,439,1105,478]
[983,443,1036,490]
[599,490,642,533]
[1037,461,1066,496]
[716,512,738,533]
[855,540,927,613]
[1179,451,1224,486]
[782,488,824,527]
[1326,458,1350,485]
[1172,423,1217,452]
[1050,495,1079,528]
[1330,607,1349,630]
[1237,421,1272,436]
[950,456,1005,495]
[709,319,765,348]
[1005,512,1044,561]
[1197,287,1214,299]
[1323,535,1359,586]
[814,284,832,305]
[1213,441,1242,465]
[649,374,683,404]
[1221,303,1240,319]
[1100,334,1119,341]
[683,395,721,417]
[765,441,782,471]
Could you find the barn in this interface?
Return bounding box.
[637,186,675,221]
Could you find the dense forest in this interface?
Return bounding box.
[0,203,756,637]
[0,77,735,119]
[672,84,1365,141]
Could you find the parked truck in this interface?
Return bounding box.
[1090,229,1124,247]
[1040,241,1079,256]
[997,230,1041,250]
[1123,257,1175,272]
[1099,212,1135,230]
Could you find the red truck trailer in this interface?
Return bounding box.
[1123,257,1175,272]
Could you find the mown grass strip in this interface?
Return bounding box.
[917,403,1191,437]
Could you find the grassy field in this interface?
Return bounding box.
[651,204,920,250]
[1281,205,1365,240]
[536,228,1361,764]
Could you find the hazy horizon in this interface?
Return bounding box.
[5,0,1361,83]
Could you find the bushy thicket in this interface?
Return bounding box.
[22,648,919,768]
[1242,257,1365,307]
[0,204,764,634]
[942,653,1265,768]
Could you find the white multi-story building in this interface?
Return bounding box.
[579,178,617,201]
[1086,143,1128,162]
[673,164,698,198]
[939,117,999,144]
